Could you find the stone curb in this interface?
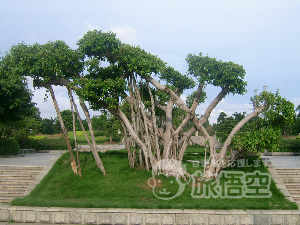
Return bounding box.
[0,205,299,224]
[261,152,300,156]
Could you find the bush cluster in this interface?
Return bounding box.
[16,137,75,150]
[0,137,20,156]
[93,131,105,136]
[278,138,300,152]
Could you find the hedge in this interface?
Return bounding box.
[278,138,300,152]
[17,137,75,150]
[0,137,20,156]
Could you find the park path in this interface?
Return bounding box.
[0,153,62,203]
[261,156,300,207]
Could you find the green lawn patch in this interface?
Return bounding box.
[67,131,122,145]
[11,146,298,210]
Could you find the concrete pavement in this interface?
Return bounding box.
[0,153,63,166]
[261,156,300,168]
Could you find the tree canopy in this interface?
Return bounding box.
[3,29,289,179]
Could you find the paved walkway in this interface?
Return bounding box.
[0,153,63,166]
[261,156,300,168]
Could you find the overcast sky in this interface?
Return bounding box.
[1,0,299,124]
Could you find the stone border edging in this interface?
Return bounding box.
[0,205,299,224]
[262,152,300,156]
[1,154,299,224]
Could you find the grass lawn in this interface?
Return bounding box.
[33,131,122,145]
[11,146,298,210]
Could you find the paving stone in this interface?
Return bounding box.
[83,212,97,224]
[98,213,113,224]
[24,211,37,223]
[208,214,221,225]
[270,215,284,225]
[191,214,208,225]
[39,212,53,223]
[223,215,237,225]
[113,213,128,225]
[145,214,161,225]
[69,212,82,224]
[237,215,253,225]
[0,210,9,221]
[54,212,68,224]
[10,211,24,222]
[176,214,191,225]
[253,214,269,225]
[161,214,175,225]
[130,213,144,225]
[286,214,300,225]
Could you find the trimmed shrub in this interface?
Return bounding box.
[93,131,105,136]
[16,137,38,149]
[16,136,75,150]
[33,139,75,150]
[278,138,300,152]
[0,137,20,156]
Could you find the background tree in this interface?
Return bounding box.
[104,114,121,143]
[91,114,107,131]
[0,53,35,137]
[41,117,60,135]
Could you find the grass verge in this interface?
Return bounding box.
[11,146,298,210]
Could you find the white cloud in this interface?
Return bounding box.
[107,25,138,44]
[84,21,99,31]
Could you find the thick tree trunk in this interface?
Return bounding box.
[68,88,82,178]
[79,98,106,175]
[45,84,78,175]
[204,106,267,179]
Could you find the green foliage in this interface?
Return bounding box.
[74,77,128,110]
[93,131,105,136]
[33,138,75,150]
[0,55,35,124]
[0,137,20,156]
[253,90,296,135]
[41,117,60,135]
[77,30,121,62]
[277,138,300,152]
[231,128,280,154]
[159,66,195,92]
[215,112,247,142]
[18,137,75,150]
[8,41,83,82]
[91,114,107,131]
[15,136,38,149]
[186,53,247,95]
[185,90,206,108]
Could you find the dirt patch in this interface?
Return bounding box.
[140,178,163,190]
